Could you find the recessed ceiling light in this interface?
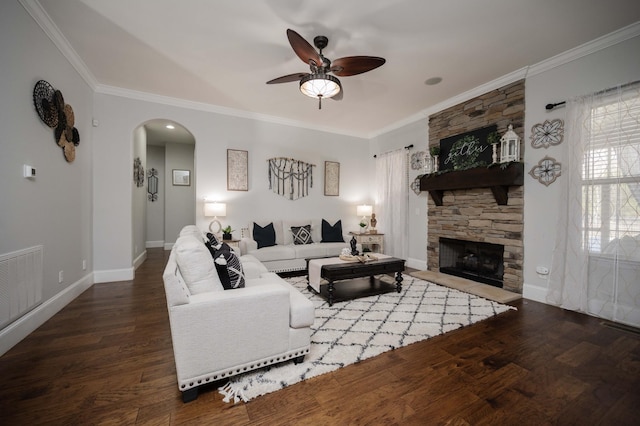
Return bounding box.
[165,124,175,129]
[424,77,443,86]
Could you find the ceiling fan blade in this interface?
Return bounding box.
[330,56,386,76]
[266,73,308,84]
[287,29,323,66]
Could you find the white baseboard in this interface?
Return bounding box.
[406,257,427,271]
[164,242,174,250]
[93,267,134,283]
[0,272,94,357]
[523,283,548,303]
[133,250,147,270]
[146,240,164,248]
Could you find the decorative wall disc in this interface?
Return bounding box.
[410,176,422,195]
[529,156,561,186]
[33,80,58,128]
[411,151,426,170]
[530,119,564,148]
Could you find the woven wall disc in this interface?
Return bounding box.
[33,80,58,128]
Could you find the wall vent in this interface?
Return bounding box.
[0,246,44,330]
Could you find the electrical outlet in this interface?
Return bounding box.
[58,270,64,283]
[82,259,87,271]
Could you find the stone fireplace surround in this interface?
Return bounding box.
[426,80,525,293]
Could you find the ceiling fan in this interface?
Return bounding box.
[266,29,386,109]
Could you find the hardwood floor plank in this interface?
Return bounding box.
[1,248,639,425]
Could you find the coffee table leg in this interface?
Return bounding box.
[328,279,334,306]
[395,271,403,293]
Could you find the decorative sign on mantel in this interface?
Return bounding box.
[438,125,498,172]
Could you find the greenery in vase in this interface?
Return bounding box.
[222,226,234,234]
[429,146,440,157]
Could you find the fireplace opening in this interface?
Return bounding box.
[439,238,504,287]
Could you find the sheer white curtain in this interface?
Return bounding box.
[375,149,409,259]
[548,81,640,327]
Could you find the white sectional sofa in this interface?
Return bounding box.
[162,225,315,402]
[239,219,360,273]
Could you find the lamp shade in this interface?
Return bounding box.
[357,205,372,217]
[204,202,226,217]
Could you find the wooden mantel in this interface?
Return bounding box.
[419,162,524,206]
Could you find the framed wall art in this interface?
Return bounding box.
[172,169,191,186]
[227,149,248,191]
[324,161,340,196]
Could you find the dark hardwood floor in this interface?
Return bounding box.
[1,248,639,425]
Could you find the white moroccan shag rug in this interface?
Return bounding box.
[218,275,515,403]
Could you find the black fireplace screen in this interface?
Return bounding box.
[439,238,504,287]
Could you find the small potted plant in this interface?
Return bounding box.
[222,226,234,241]
[359,222,367,233]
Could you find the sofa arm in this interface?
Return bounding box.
[168,283,291,381]
[239,237,257,255]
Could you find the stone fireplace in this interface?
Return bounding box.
[423,80,525,293]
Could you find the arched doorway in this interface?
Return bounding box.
[132,119,195,269]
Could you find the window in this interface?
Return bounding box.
[582,90,640,257]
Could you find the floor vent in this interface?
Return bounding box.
[600,320,640,335]
[0,246,44,330]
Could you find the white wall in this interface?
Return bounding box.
[370,119,429,270]
[132,125,147,267]
[92,93,372,279]
[0,0,94,354]
[146,145,165,247]
[164,142,195,246]
[523,34,640,302]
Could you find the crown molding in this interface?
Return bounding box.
[527,21,640,77]
[369,67,528,139]
[20,0,98,90]
[371,21,640,139]
[95,84,366,139]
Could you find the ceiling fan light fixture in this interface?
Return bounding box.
[299,74,341,99]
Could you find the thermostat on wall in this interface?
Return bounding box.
[23,164,36,178]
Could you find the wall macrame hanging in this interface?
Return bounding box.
[268,157,314,200]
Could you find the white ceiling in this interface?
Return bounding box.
[32,0,640,138]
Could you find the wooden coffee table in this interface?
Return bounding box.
[308,257,405,306]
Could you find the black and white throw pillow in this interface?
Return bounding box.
[291,225,313,245]
[253,222,276,249]
[211,243,245,290]
[321,219,344,242]
[206,232,221,249]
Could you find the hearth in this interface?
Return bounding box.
[439,238,504,287]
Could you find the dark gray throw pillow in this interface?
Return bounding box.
[291,224,313,245]
[321,219,344,242]
[253,222,276,249]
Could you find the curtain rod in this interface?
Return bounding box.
[545,80,640,111]
[373,144,413,158]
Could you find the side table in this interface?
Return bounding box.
[351,233,384,253]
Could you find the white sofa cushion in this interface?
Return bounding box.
[251,273,314,329]
[249,244,296,262]
[293,243,327,259]
[179,225,205,242]
[240,255,269,279]
[175,235,223,294]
